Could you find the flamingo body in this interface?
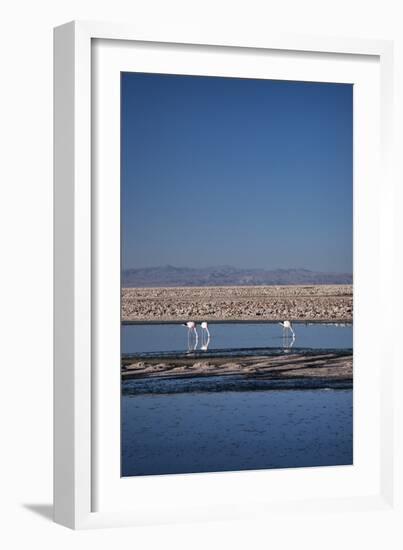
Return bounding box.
[279,320,295,337]
[182,321,198,349]
[200,321,210,350]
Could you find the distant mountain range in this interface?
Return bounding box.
[122,265,352,287]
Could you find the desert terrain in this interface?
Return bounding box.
[122,284,353,323]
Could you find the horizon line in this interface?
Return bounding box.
[123,265,353,274]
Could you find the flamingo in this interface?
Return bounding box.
[200,322,210,339]
[182,321,198,347]
[279,320,295,338]
[200,321,210,350]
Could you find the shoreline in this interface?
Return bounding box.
[121,350,353,384]
[122,318,352,325]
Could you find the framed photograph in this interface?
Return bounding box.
[54,21,399,530]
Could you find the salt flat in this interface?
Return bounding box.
[121,284,353,323]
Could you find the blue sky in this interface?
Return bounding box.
[121,73,352,272]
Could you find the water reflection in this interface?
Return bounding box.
[186,330,198,352]
[200,336,211,351]
[197,323,296,353]
[282,332,295,351]
[185,322,212,351]
[186,322,294,353]
[183,321,198,352]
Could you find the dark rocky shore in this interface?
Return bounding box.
[122,351,352,387]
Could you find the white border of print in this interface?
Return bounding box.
[54,21,399,530]
[94,40,379,513]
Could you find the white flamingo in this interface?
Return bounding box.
[200,321,210,350]
[279,320,295,338]
[182,321,198,348]
[200,321,210,339]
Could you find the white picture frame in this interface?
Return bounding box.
[54,20,400,530]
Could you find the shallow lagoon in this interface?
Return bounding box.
[122,321,352,355]
[122,387,353,476]
[121,322,353,477]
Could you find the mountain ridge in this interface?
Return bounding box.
[122,265,352,287]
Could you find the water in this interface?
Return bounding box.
[122,322,352,355]
[122,389,353,476]
[121,322,353,476]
